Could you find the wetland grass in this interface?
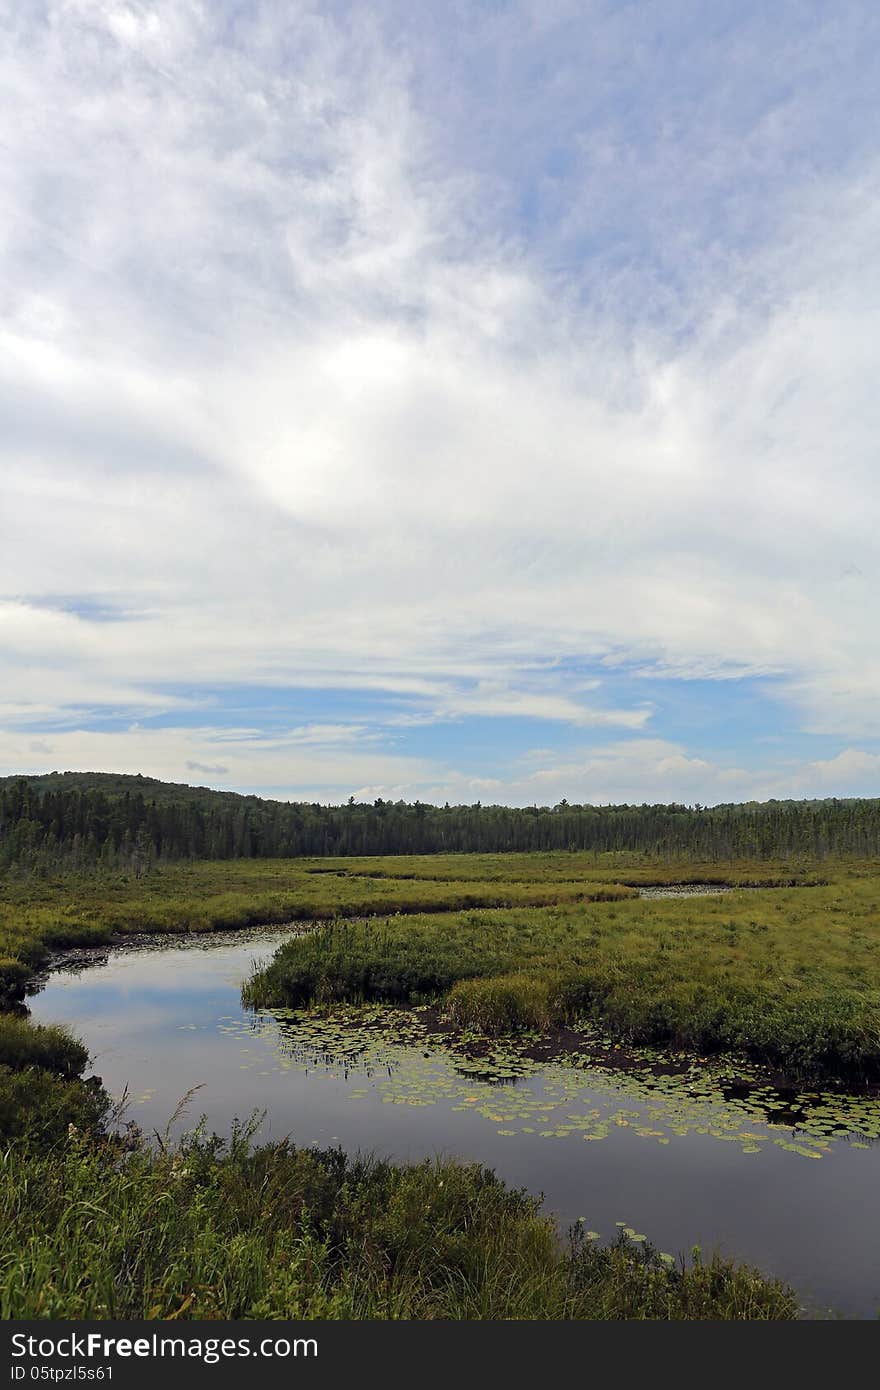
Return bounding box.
[0,855,637,1002]
[0,1115,798,1320]
[1,851,876,1320]
[244,872,880,1083]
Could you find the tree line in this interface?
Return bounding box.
[1,772,879,871]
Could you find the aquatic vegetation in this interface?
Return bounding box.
[0,856,636,1002]
[0,1117,798,1320]
[245,876,880,1082]
[227,1004,880,1161]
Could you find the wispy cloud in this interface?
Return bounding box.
[1,2,877,801]
[428,683,650,728]
[0,723,435,799]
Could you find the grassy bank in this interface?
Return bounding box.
[1,1139,798,1321]
[0,856,640,1003]
[0,1003,798,1320]
[324,850,830,887]
[0,1103,797,1320]
[5,851,877,1079]
[245,874,880,1082]
[0,848,833,1004]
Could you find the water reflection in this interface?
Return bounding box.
[26,924,880,1319]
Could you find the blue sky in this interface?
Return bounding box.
[1,0,879,805]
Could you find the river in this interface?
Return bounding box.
[27,913,880,1319]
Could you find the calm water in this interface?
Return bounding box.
[28,924,880,1319]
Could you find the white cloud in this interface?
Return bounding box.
[0,723,435,799]
[2,720,877,809]
[0,2,878,794]
[478,740,880,808]
[806,748,880,787]
[428,683,650,728]
[516,740,749,806]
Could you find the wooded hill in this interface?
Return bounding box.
[1,771,879,868]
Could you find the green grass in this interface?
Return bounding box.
[0,856,637,1001]
[0,850,850,1319]
[245,873,880,1082]
[5,852,878,1078]
[0,1012,108,1150]
[0,1122,797,1320]
[326,850,827,887]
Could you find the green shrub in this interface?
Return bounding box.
[0,1014,105,1150]
[0,1013,90,1079]
[243,916,507,1008]
[566,1229,798,1320]
[0,958,29,1004]
[0,1066,108,1148]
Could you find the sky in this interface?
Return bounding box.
[1,0,879,807]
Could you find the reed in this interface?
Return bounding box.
[245,876,880,1082]
[0,1122,797,1320]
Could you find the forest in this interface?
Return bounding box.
[1,771,879,870]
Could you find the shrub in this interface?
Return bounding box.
[0,1013,90,1080]
[447,973,554,1033]
[0,959,29,1005]
[0,1066,108,1147]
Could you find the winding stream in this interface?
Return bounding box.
[26,898,880,1320]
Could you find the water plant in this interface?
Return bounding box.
[244,877,880,1083]
[0,1114,798,1320]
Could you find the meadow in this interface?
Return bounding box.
[3,850,877,1318]
[0,854,640,1003]
[5,851,875,1082]
[240,857,880,1084]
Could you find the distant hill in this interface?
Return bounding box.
[1,770,878,869]
[0,770,255,805]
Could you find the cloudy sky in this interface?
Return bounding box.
[1,0,878,806]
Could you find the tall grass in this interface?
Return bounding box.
[0,858,635,1002]
[0,1012,109,1148]
[0,1124,797,1320]
[245,884,880,1082]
